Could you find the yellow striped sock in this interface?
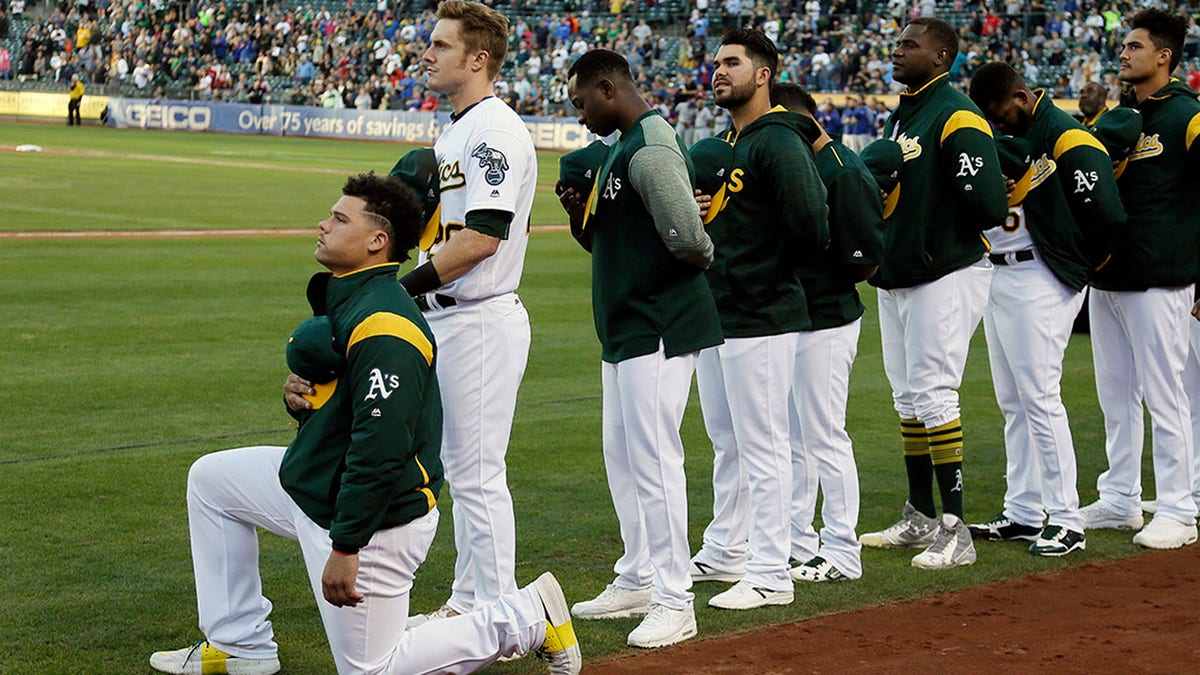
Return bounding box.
[901,417,929,457]
[927,420,964,465]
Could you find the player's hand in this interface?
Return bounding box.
[694,189,712,220]
[1192,298,1200,321]
[1004,178,1015,199]
[284,373,314,411]
[322,551,364,607]
[556,180,585,224]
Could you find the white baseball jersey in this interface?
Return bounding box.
[984,206,1034,254]
[422,96,536,300]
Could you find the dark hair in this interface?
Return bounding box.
[770,81,817,115]
[909,17,959,64]
[719,28,779,79]
[342,172,423,264]
[1130,8,1188,72]
[567,48,632,88]
[967,61,1025,111]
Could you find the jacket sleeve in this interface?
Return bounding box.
[761,126,829,261]
[1054,129,1125,269]
[939,110,1009,230]
[329,312,435,552]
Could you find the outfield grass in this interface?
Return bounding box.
[0,123,1164,673]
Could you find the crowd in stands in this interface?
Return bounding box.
[2,0,1199,138]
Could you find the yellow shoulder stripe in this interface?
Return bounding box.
[347,312,433,365]
[1053,128,1108,159]
[1187,112,1200,152]
[941,110,993,144]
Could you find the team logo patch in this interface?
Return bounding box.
[956,152,983,177]
[365,368,401,401]
[470,142,510,186]
[1073,169,1098,193]
[602,173,622,200]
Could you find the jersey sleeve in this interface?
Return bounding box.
[826,162,885,267]
[939,110,1009,230]
[760,126,830,261]
[460,123,532,238]
[628,142,714,269]
[1053,128,1125,269]
[328,312,435,552]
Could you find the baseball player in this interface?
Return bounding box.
[769,82,884,582]
[1082,8,1200,549]
[858,17,1007,569]
[154,173,580,675]
[400,0,538,617]
[556,49,721,649]
[689,29,829,609]
[966,62,1125,557]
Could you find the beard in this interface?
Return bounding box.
[714,77,756,109]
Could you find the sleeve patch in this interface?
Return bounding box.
[940,110,994,145]
[1053,128,1108,160]
[1187,112,1200,152]
[470,142,510,186]
[347,312,433,365]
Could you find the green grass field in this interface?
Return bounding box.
[0,123,1163,673]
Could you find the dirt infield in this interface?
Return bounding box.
[588,544,1200,673]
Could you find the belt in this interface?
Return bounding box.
[988,249,1035,266]
[413,293,458,312]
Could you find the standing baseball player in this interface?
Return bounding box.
[769,82,884,582]
[153,173,580,675]
[401,0,537,617]
[858,17,1007,569]
[556,49,722,649]
[689,28,829,609]
[1082,8,1200,549]
[966,62,1125,557]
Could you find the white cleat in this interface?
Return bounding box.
[708,580,794,610]
[626,602,697,649]
[570,582,652,619]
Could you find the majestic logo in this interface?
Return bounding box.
[470,142,510,185]
[1073,169,1098,193]
[895,133,922,161]
[1129,133,1163,162]
[956,152,983,177]
[365,368,401,401]
[603,173,622,200]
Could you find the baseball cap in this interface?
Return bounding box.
[859,139,903,194]
[558,140,609,197]
[1089,107,1142,162]
[389,147,440,223]
[286,315,344,385]
[995,135,1034,206]
[689,136,734,225]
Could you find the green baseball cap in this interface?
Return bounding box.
[286,315,344,385]
[558,140,609,196]
[389,147,440,223]
[859,139,903,194]
[1089,107,1142,162]
[689,136,734,225]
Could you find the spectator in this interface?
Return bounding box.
[0,45,10,80]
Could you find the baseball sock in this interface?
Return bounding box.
[901,417,936,518]
[928,419,965,519]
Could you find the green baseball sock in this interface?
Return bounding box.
[929,419,965,519]
[901,417,936,518]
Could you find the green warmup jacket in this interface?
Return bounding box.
[872,72,1008,290]
[581,110,723,362]
[1091,78,1200,291]
[706,107,830,337]
[1006,91,1125,291]
[281,263,444,553]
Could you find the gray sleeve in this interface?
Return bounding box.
[628,142,714,269]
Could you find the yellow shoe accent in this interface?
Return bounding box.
[542,617,578,653]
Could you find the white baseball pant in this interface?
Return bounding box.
[984,256,1086,532]
[789,318,863,579]
[425,293,530,612]
[695,333,799,590]
[186,446,547,675]
[1090,286,1198,526]
[1185,318,1200,509]
[601,343,697,609]
[877,261,992,427]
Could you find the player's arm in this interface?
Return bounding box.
[402,218,506,293]
[763,127,829,261]
[628,142,714,268]
[1054,129,1125,269]
[940,110,1008,229]
[826,165,885,281]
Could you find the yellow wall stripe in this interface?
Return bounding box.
[1187,112,1200,152]
[347,312,433,365]
[940,110,993,145]
[1053,129,1108,160]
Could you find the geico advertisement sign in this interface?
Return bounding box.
[123,103,212,130]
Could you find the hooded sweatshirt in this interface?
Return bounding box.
[1091,78,1200,291]
[706,106,830,337]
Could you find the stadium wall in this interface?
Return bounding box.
[0,91,110,121]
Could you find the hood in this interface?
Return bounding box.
[1130,77,1199,111]
[735,106,823,146]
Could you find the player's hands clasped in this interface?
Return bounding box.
[694,189,712,221]
[284,373,315,411]
[322,552,364,607]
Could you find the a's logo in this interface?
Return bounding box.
[1073,169,1098,193]
[1129,133,1163,162]
[470,142,510,185]
[1026,154,1057,191]
[956,152,983,177]
[952,468,963,493]
[895,132,922,161]
[365,368,401,401]
[603,173,622,200]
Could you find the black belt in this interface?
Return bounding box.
[413,293,458,312]
[989,249,1035,266]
